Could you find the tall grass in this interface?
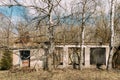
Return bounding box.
[0,69,120,80]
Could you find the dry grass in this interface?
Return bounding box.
[0,69,120,80]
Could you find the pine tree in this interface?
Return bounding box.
[0,50,12,70]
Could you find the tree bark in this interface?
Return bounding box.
[47,0,54,71]
[107,0,115,70]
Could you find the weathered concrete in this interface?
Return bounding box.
[84,47,90,67]
[63,46,69,68]
[13,44,110,69]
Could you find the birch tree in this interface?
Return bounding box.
[107,0,115,70]
[71,0,97,70]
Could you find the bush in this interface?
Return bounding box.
[0,50,12,70]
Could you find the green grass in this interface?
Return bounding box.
[0,69,120,80]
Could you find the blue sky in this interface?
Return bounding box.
[0,5,28,23]
[0,0,118,24]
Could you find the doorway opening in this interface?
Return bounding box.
[90,48,106,68]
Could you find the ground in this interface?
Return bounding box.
[0,69,120,80]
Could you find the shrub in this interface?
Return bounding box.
[0,50,12,70]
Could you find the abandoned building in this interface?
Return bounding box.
[11,24,118,69]
[13,41,110,69]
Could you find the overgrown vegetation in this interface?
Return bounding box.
[0,0,120,71]
[0,69,120,80]
[0,50,12,70]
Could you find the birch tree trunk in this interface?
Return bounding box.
[47,0,55,71]
[107,0,115,70]
[72,0,96,70]
[79,14,85,70]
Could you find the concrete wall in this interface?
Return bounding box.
[13,48,44,68]
[13,45,110,68]
[84,47,90,67]
[13,50,21,67]
[56,45,110,68]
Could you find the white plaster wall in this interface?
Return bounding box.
[13,45,110,68]
[30,48,44,68]
[13,50,21,67]
[84,47,90,68]
[106,47,110,66]
[13,48,44,68]
[63,46,69,68]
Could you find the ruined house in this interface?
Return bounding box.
[13,42,110,69]
[12,26,111,69]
